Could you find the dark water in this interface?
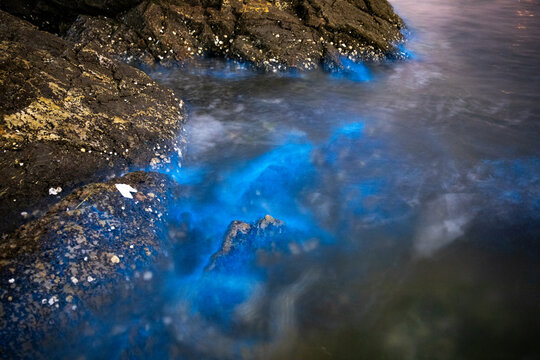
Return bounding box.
[54,0,540,358]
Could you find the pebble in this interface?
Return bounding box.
[143,271,153,281]
[110,255,120,264]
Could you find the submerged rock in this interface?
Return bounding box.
[206,215,285,272]
[65,0,405,71]
[0,11,185,234]
[0,171,176,357]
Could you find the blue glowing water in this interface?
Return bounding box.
[47,0,540,358]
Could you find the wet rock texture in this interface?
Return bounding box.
[0,171,176,358]
[206,215,286,272]
[65,0,404,70]
[0,10,185,234]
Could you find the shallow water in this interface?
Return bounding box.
[52,0,540,358]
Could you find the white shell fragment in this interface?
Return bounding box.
[49,187,62,195]
[115,184,138,199]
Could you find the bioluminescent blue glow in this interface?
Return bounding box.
[330,57,373,82]
[38,0,540,356]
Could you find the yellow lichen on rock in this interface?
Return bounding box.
[4,97,62,140]
[3,96,88,142]
[241,0,271,13]
[113,116,127,124]
[47,81,67,98]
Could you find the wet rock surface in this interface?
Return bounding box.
[0,10,185,234]
[206,215,286,272]
[65,0,404,70]
[0,171,177,358]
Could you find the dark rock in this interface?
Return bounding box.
[0,11,185,234]
[205,215,285,272]
[0,171,177,357]
[66,14,158,65]
[0,0,143,33]
[65,0,405,71]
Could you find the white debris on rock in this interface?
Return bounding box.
[110,255,120,264]
[48,296,58,305]
[49,187,62,195]
[115,183,138,199]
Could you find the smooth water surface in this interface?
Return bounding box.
[53,0,540,358]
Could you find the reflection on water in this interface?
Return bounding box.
[51,0,540,358]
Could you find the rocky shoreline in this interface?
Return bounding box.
[0,1,404,356]
[0,172,177,356]
[3,0,405,71]
[0,10,186,235]
[64,0,404,71]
